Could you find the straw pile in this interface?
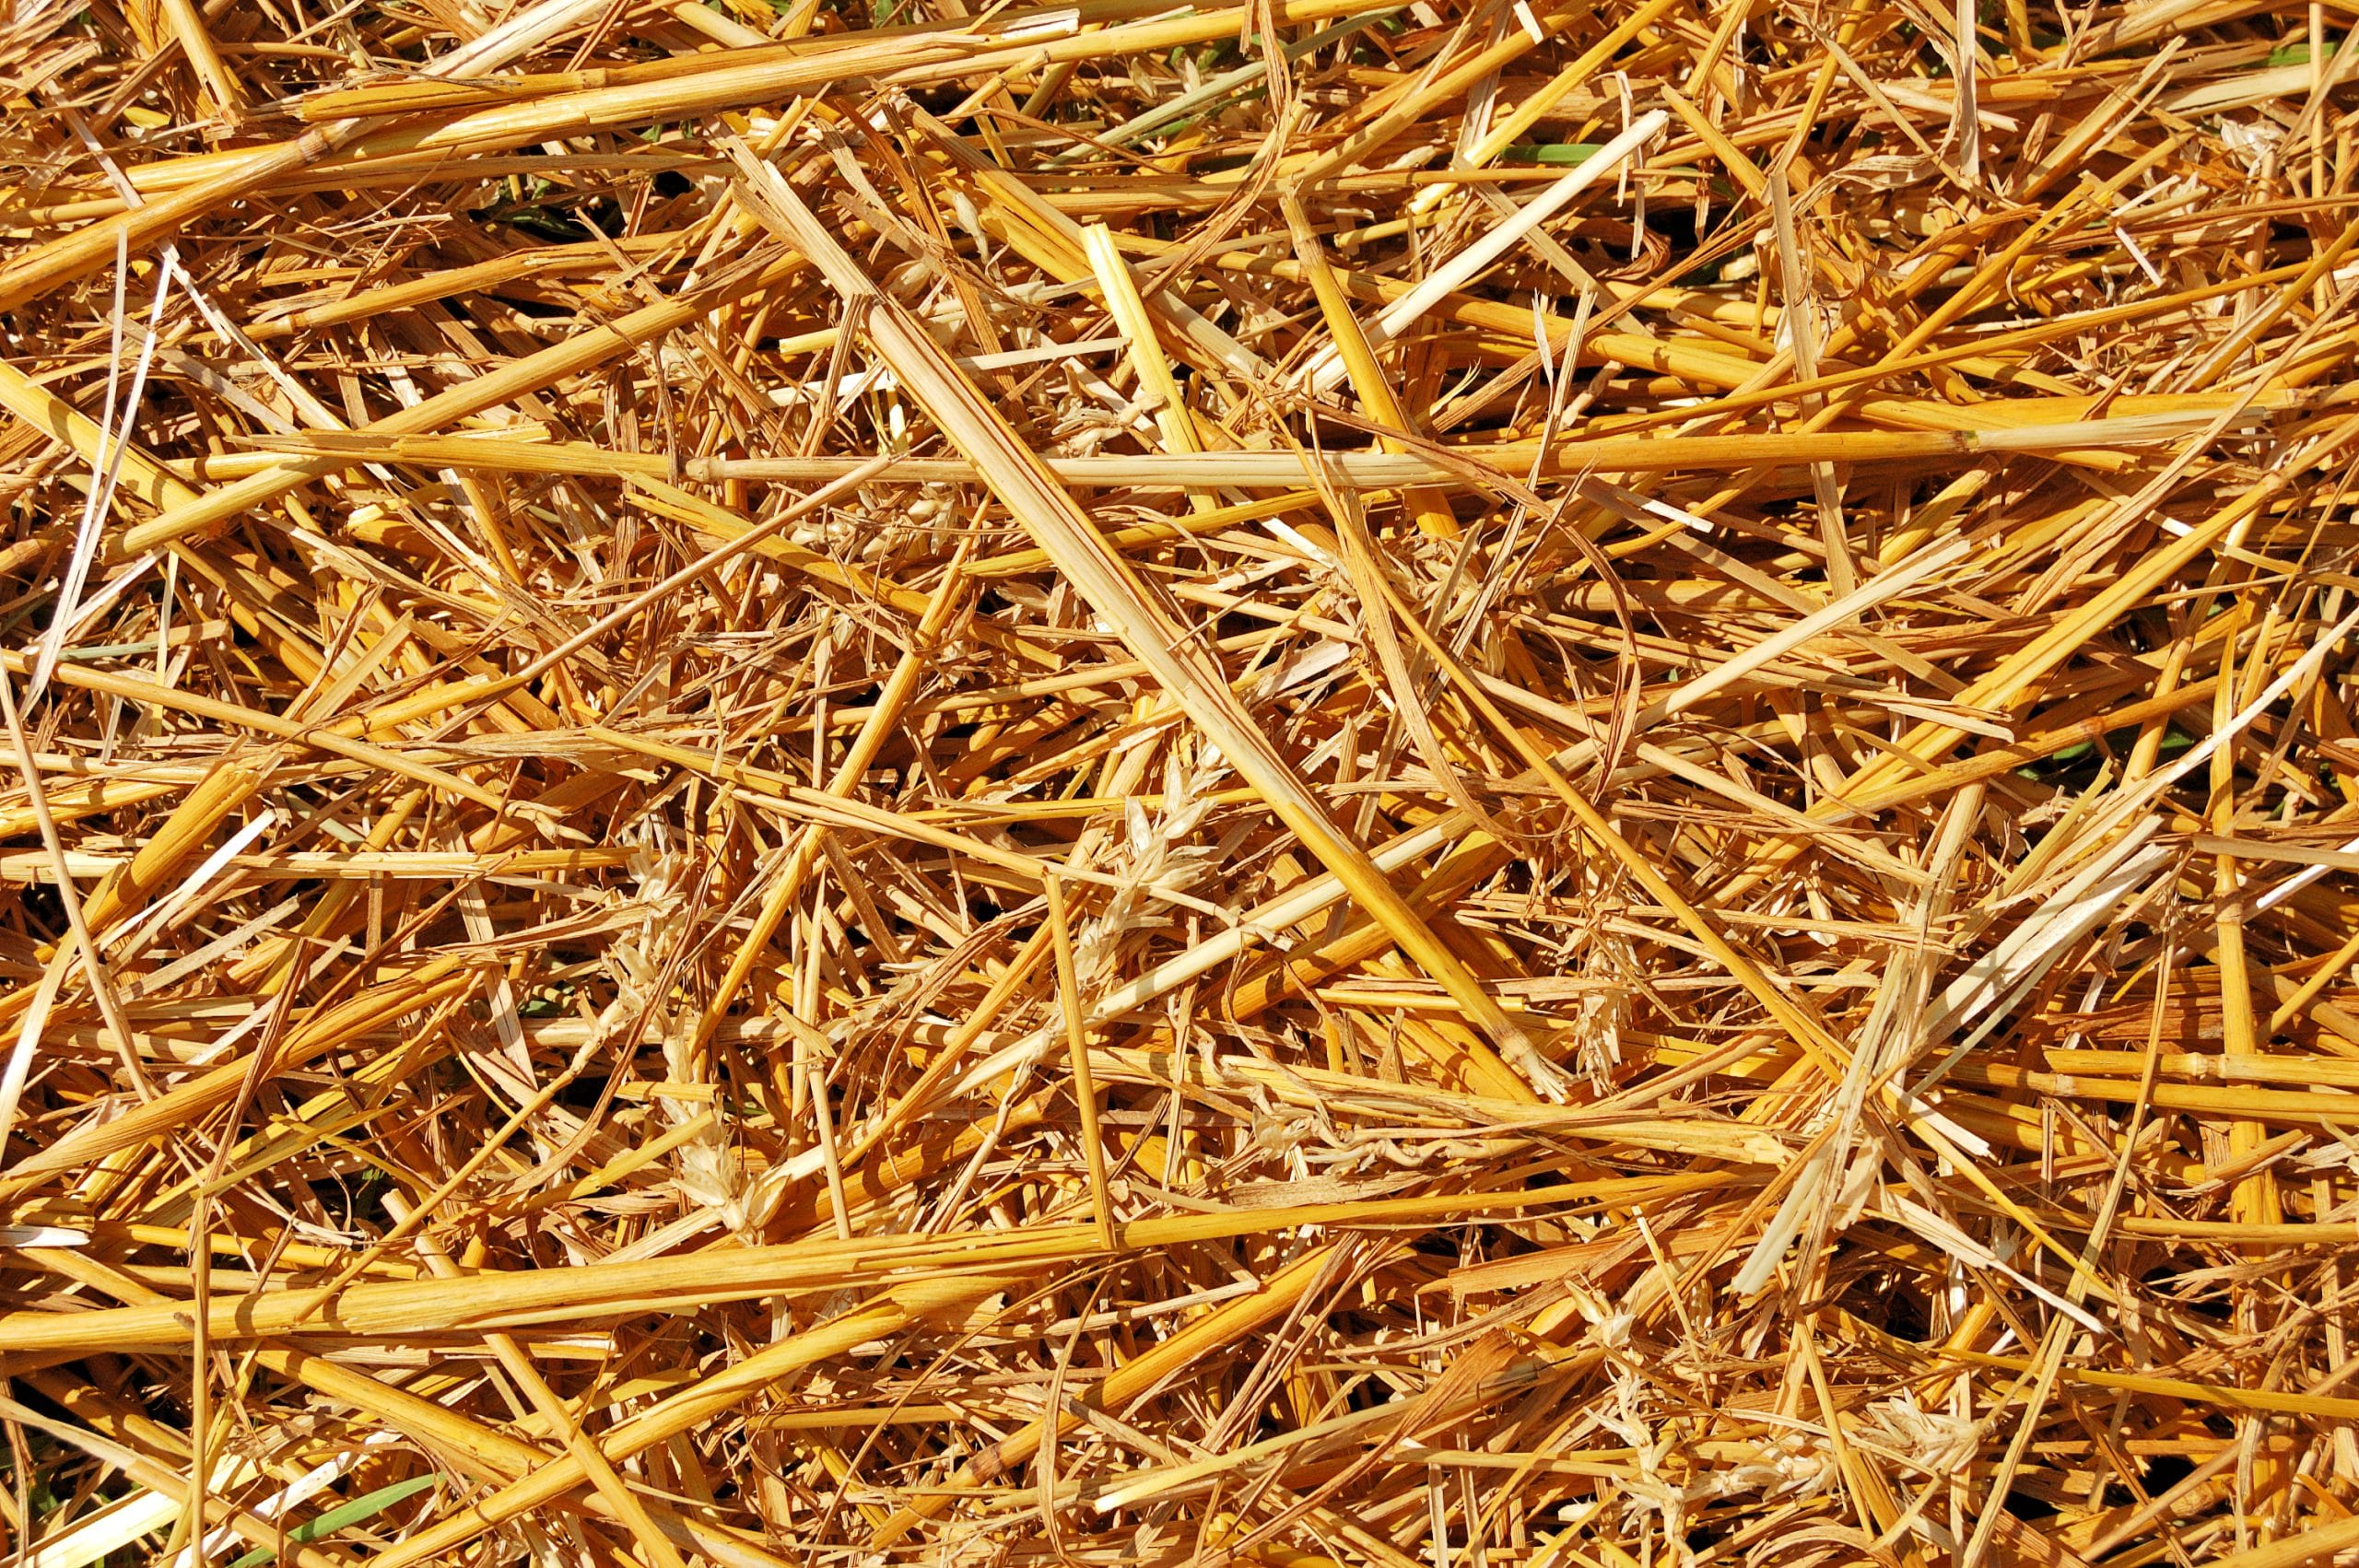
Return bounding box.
[6,0,2359,1561]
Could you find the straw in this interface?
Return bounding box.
[4,0,2359,1561]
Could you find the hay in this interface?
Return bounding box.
[2,0,2358,1561]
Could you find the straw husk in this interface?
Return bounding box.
[4,0,2359,1562]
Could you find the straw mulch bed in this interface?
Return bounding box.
[4,0,2359,1561]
